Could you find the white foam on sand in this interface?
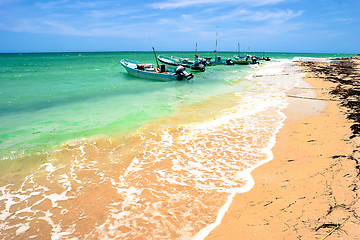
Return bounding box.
[0,60,309,240]
[192,59,305,239]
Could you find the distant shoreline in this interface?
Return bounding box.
[0,51,357,55]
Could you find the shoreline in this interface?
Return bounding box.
[2,57,359,239]
[205,57,360,239]
[0,59,304,239]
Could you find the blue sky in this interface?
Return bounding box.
[0,0,359,53]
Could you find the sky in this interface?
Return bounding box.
[0,0,359,53]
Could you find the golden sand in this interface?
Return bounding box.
[206,58,360,240]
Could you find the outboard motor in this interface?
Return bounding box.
[202,59,211,66]
[197,57,211,66]
[251,57,258,64]
[226,58,234,65]
[175,66,194,80]
[197,63,205,72]
[192,60,205,72]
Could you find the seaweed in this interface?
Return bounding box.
[299,57,360,138]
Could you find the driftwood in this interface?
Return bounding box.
[299,57,360,138]
[286,94,340,102]
[315,216,350,240]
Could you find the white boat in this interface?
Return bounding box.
[233,56,251,65]
[198,29,234,66]
[120,59,193,81]
[233,55,258,65]
[158,55,206,72]
[195,55,234,65]
[291,57,332,63]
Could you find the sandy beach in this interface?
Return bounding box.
[2,56,359,239]
[206,57,360,240]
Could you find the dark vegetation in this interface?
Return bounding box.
[299,58,360,239]
[300,57,360,138]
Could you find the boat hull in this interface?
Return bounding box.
[233,56,257,64]
[125,67,178,81]
[233,60,250,65]
[158,57,180,67]
[158,55,205,72]
[203,56,234,65]
[120,59,193,81]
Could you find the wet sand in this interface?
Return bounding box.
[0,60,297,239]
[2,58,359,239]
[205,57,360,239]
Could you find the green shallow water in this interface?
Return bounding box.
[0,51,248,158]
[0,51,354,158]
[0,51,357,239]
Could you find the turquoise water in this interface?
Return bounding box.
[0,51,251,158]
[0,51,353,158]
[0,51,356,239]
[0,51,353,159]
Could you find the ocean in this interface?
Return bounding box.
[0,51,353,239]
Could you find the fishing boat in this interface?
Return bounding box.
[158,55,206,72]
[232,43,250,65]
[232,43,260,64]
[120,59,193,81]
[257,56,271,61]
[194,55,212,66]
[232,56,251,65]
[209,56,234,65]
[233,55,258,64]
[198,28,234,66]
[195,55,234,65]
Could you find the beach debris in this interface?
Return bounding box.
[296,57,360,239]
[350,124,360,136]
[331,155,346,159]
[298,57,360,138]
[315,216,350,240]
[315,222,340,231]
[280,200,297,211]
[286,94,340,102]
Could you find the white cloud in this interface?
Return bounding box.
[156,8,303,27]
[333,17,353,23]
[239,9,304,22]
[151,0,226,9]
[35,0,99,10]
[85,9,140,19]
[235,22,303,35]
[34,0,71,9]
[151,0,286,9]
[251,0,286,6]
[0,0,301,42]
